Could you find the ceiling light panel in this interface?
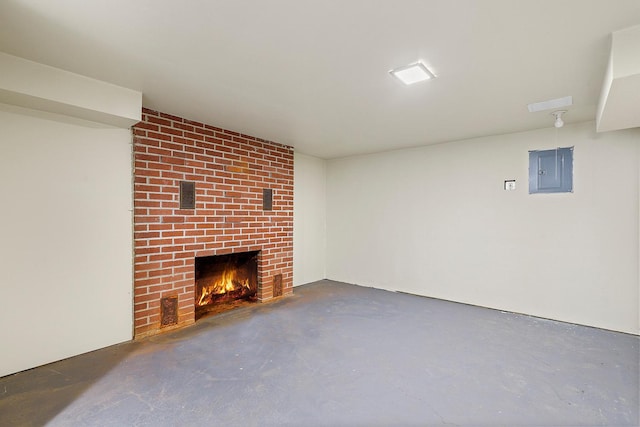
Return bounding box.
[390,62,435,85]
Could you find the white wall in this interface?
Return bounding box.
[293,152,327,286]
[0,105,133,376]
[326,122,639,335]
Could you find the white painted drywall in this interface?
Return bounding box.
[326,122,639,335]
[0,105,133,376]
[293,152,327,286]
[597,25,640,132]
[0,52,141,128]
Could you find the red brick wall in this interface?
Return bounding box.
[132,109,293,338]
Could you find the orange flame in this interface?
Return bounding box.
[197,267,250,306]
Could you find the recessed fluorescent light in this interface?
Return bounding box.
[527,96,572,113]
[390,62,435,85]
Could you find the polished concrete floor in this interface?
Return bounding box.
[1,280,638,426]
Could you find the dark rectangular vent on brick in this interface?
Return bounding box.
[161,296,178,326]
[273,274,283,297]
[180,181,196,209]
[263,188,273,211]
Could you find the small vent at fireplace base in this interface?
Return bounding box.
[273,274,283,297]
[161,296,178,326]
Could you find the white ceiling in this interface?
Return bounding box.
[1,0,639,159]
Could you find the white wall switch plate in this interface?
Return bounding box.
[504,180,516,191]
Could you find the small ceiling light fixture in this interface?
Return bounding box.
[551,110,566,128]
[390,62,435,85]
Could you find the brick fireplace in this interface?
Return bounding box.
[132,109,293,338]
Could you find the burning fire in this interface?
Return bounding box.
[197,267,250,306]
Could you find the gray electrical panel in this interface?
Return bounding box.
[529,147,573,194]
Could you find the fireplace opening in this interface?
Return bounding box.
[195,251,259,320]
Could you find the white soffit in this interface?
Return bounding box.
[0,52,141,128]
[597,24,640,132]
[527,96,572,113]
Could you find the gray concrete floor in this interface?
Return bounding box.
[1,280,638,426]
